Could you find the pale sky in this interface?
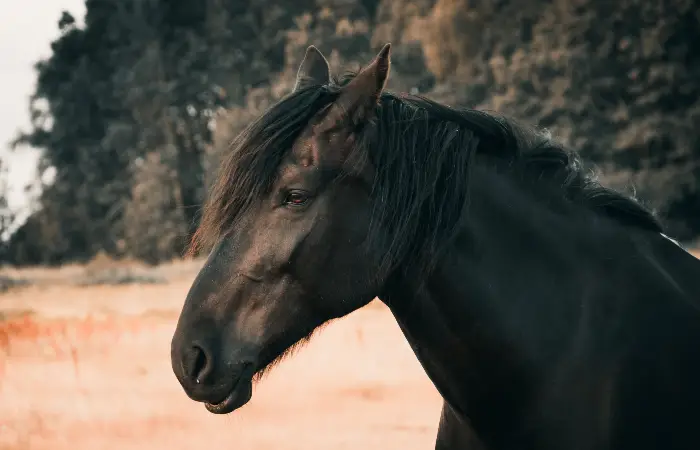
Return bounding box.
[0,0,85,218]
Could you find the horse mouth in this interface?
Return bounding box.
[204,366,255,414]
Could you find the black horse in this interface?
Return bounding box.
[171,43,700,449]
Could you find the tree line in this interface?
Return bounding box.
[2,0,698,265]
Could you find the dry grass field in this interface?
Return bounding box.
[0,257,442,450]
[1,249,699,449]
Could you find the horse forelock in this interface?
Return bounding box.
[188,85,337,255]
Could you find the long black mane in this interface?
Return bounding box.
[192,73,662,276]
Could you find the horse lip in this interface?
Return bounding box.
[204,363,255,414]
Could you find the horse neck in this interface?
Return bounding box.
[379,165,651,444]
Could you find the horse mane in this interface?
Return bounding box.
[190,71,663,276]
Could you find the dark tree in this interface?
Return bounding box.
[6,0,699,266]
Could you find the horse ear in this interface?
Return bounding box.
[318,43,391,131]
[293,45,331,92]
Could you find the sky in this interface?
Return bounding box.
[0,0,86,218]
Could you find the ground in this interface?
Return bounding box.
[0,259,442,450]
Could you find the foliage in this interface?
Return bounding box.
[0,160,13,248]
[5,0,700,265]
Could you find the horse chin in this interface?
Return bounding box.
[204,375,253,414]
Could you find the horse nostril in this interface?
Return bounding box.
[185,343,211,384]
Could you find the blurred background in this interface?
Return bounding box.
[0,0,698,449]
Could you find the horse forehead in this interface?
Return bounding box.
[290,129,316,164]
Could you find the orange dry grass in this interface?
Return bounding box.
[0,261,442,450]
[0,314,154,380]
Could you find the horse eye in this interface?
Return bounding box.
[284,190,310,207]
